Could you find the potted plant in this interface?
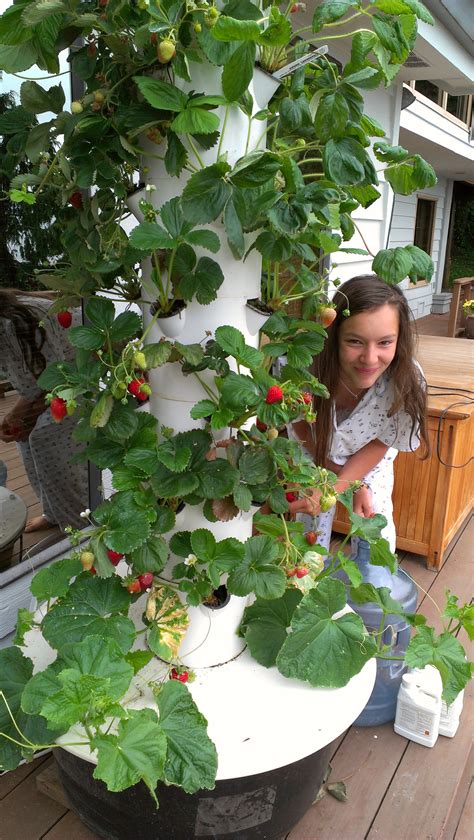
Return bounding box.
[462,299,474,338]
[0,2,471,838]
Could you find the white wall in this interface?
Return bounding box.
[387,175,453,318]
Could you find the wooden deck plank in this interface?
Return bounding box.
[0,755,50,801]
[453,779,474,840]
[288,726,409,840]
[0,757,68,840]
[412,517,473,631]
[366,679,473,840]
[442,746,473,840]
[42,810,101,840]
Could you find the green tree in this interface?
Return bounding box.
[0,91,63,290]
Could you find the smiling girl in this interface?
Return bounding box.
[289,274,428,551]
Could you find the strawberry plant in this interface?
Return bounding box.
[0,0,471,825]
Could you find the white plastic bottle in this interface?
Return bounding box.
[439,690,464,738]
[394,673,442,747]
[407,666,464,738]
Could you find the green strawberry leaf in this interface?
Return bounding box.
[143,341,172,369]
[130,534,169,574]
[190,528,216,562]
[196,459,239,499]
[214,325,264,369]
[227,535,286,599]
[30,557,83,602]
[93,491,151,553]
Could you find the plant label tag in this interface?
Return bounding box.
[272,46,329,80]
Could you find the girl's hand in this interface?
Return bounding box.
[1,418,28,442]
[353,485,373,518]
[287,489,322,518]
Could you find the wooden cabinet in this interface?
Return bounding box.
[332,336,474,570]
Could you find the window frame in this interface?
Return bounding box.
[408,81,473,130]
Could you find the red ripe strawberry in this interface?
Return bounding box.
[265,385,284,404]
[286,568,297,577]
[138,572,154,590]
[170,668,189,683]
[69,191,83,210]
[90,566,97,575]
[305,530,317,545]
[301,392,312,404]
[127,377,149,402]
[320,306,337,328]
[57,311,72,329]
[256,418,268,432]
[285,491,297,503]
[107,549,123,566]
[50,397,68,423]
[127,579,141,594]
[296,567,309,578]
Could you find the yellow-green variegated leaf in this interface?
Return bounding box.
[146,585,189,660]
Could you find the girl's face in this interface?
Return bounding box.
[338,303,399,392]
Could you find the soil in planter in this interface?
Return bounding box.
[54,741,333,840]
[246,298,274,316]
[150,298,186,318]
[202,584,230,610]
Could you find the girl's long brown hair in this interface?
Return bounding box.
[313,275,429,468]
[0,289,47,378]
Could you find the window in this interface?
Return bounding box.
[410,81,473,127]
[414,80,441,106]
[414,197,436,257]
[445,94,470,123]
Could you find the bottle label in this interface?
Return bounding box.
[397,702,435,737]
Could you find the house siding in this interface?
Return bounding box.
[386,176,453,318]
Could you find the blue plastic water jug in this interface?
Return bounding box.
[345,538,418,726]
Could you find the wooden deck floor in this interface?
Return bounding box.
[415,311,451,337]
[0,516,472,840]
